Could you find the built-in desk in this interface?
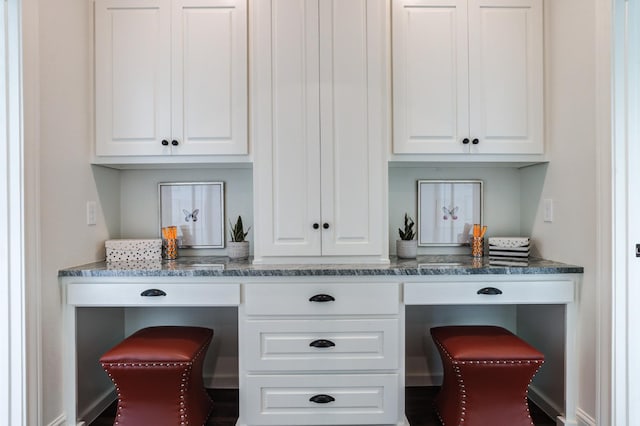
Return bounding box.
[59,256,582,426]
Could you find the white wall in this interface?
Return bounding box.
[519,0,598,423]
[24,0,122,424]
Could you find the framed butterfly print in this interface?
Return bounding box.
[158,182,225,248]
[417,180,483,246]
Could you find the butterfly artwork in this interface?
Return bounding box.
[442,206,459,221]
[183,209,200,222]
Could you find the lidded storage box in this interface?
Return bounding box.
[105,239,162,262]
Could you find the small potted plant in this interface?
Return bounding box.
[397,213,417,259]
[228,215,250,260]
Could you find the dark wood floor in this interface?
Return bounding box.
[90,387,555,426]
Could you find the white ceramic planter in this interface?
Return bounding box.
[228,241,250,260]
[396,240,417,259]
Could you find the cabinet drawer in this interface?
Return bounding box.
[244,282,400,316]
[243,318,400,372]
[66,283,240,306]
[404,280,575,305]
[244,373,400,425]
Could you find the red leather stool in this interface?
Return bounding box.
[430,325,544,426]
[100,326,214,426]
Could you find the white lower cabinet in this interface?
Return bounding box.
[239,281,404,426]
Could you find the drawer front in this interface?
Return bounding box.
[243,318,400,371]
[66,283,240,306]
[404,280,575,305]
[244,373,400,425]
[243,282,400,316]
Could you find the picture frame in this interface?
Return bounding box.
[417,180,483,246]
[158,182,225,248]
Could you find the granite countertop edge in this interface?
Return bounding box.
[58,256,584,278]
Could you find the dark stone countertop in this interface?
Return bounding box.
[58,255,583,278]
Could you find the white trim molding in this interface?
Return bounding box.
[1,0,27,425]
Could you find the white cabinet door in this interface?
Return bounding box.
[95,0,172,156]
[252,0,322,257]
[171,0,247,155]
[95,0,247,157]
[253,0,388,260]
[468,0,543,154]
[392,0,543,155]
[318,0,387,256]
[392,0,469,154]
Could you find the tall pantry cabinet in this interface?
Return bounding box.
[252,0,390,263]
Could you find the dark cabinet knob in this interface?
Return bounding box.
[462,138,470,144]
[472,138,479,145]
[161,140,169,146]
[309,294,335,302]
[171,140,179,146]
[313,223,320,229]
[309,339,336,348]
[323,223,330,229]
[140,289,167,297]
[477,287,503,295]
[309,394,335,404]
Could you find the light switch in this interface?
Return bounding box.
[543,199,553,222]
[86,201,97,226]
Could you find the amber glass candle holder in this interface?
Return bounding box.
[162,238,178,260]
[471,236,484,258]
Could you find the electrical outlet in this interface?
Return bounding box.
[543,199,553,222]
[86,201,97,226]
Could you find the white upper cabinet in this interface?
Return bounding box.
[252,0,389,262]
[392,0,543,155]
[95,0,247,157]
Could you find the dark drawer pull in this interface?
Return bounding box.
[309,339,336,348]
[477,287,503,295]
[309,394,335,404]
[309,294,335,302]
[140,289,167,297]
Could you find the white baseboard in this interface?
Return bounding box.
[78,388,117,426]
[576,408,596,426]
[405,372,441,387]
[204,373,239,389]
[46,413,66,426]
[528,386,595,426]
[528,384,563,420]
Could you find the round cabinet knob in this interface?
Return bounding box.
[313,223,320,229]
[161,140,169,146]
[171,140,179,146]
[472,138,479,145]
[462,138,470,144]
[323,223,330,229]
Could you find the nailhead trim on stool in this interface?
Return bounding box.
[100,326,214,426]
[430,325,545,426]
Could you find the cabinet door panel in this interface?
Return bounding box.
[468,0,543,154]
[253,0,322,257]
[392,0,469,154]
[319,0,386,255]
[172,0,247,155]
[95,0,171,156]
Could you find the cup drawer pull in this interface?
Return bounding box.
[477,287,503,295]
[309,294,335,302]
[309,394,335,404]
[140,289,167,297]
[309,339,336,348]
